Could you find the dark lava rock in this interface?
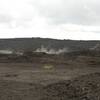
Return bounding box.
[41,73,100,100]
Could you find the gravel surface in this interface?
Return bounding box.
[0,72,100,100]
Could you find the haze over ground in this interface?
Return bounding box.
[0,0,100,40]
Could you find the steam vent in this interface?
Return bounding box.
[91,43,100,51]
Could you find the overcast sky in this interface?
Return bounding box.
[0,0,100,40]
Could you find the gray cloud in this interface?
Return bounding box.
[0,0,99,40]
[31,0,100,25]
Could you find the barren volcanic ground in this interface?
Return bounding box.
[0,55,100,100]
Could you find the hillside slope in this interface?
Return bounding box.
[0,38,99,51]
